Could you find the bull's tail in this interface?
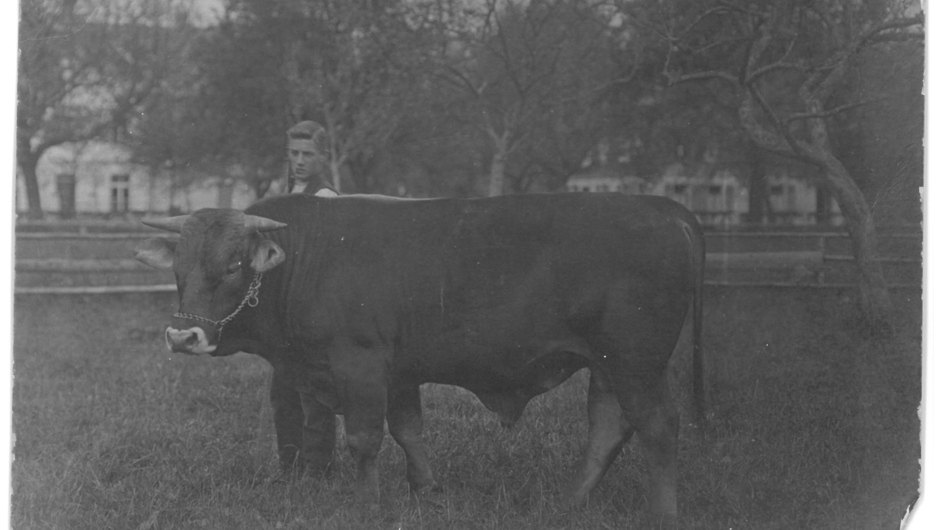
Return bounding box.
[683,222,708,426]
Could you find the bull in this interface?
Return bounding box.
[135,192,705,527]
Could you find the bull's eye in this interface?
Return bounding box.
[226,261,242,275]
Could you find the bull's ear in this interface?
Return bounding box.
[250,239,285,272]
[135,237,176,269]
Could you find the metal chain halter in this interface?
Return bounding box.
[173,272,263,339]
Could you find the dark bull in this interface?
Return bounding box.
[135,193,706,527]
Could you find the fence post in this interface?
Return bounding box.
[818,235,828,285]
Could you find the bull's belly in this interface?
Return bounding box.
[404,337,592,427]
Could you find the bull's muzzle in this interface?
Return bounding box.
[165,326,217,355]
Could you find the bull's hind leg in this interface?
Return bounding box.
[590,283,685,526]
[566,369,634,506]
[332,344,389,509]
[387,383,438,493]
[617,371,679,528]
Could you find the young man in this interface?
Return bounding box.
[272,120,339,197]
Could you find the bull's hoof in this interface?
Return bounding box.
[348,500,382,525]
[302,462,335,479]
[275,462,334,483]
[562,488,590,511]
[408,480,444,496]
[647,513,678,530]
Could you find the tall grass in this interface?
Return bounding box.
[12,289,920,529]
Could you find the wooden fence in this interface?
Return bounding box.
[14,229,921,295]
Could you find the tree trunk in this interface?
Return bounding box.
[330,158,343,194]
[744,143,768,225]
[488,148,507,197]
[738,91,893,332]
[487,128,512,197]
[801,94,894,334]
[819,153,894,335]
[815,179,832,226]
[19,150,44,220]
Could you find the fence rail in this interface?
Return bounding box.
[14,281,922,296]
[822,255,921,264]
[15,232,160,240]
[16,259,152,272]
[15,284,177,295]
[15,228,921,294]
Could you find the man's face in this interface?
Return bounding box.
[287,138,323,182]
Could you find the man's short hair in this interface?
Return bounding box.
[287,120,328,155]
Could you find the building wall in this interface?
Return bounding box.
[565,173,648,194]
[17,142,257,216]
[647,171,748,228]
[565,164,843,227]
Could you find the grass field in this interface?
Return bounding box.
[12,288,921,529]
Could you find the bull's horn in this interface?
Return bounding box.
[244,215,287,232]
[142,215,190,233]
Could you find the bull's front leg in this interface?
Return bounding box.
[270,367,336,476]
[270,367,305,472]
[387,383,438,493]
[299,391,336,476]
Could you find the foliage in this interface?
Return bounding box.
[831,39,924,225]
[428,0,622,195]
[17,0,193,218]
[628,0,923,329]
[18,0,923,216]
[186,0,432,195]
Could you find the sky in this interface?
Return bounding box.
[190,0,224,25]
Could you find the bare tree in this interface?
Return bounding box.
[17,0,192,219]
[637,0,923,332]
[432,0,620,196]
[202,0,426,194]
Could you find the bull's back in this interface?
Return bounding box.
[248,193,695,360]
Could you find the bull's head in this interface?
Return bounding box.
[135,209,287,355]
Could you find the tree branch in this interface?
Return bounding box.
[744,36,802,84]
[745,61,805,85]
[716,0,765,18]
[438,65,485,97]
[665,69,739,87]
[866,13,924,38]
[786,97,886,124]
[745,84,818,163]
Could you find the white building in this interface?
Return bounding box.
[16,141,258,217]
[565,166,649,194]
[565,162,842,227]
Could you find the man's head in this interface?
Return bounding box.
[287,121,328,183]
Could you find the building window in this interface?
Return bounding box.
[111,174,130,213]
[709,185,722,195]
[56,174,76,218]
[770,184,784,195]
[673,184,687,194]
[596,184,609,192]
